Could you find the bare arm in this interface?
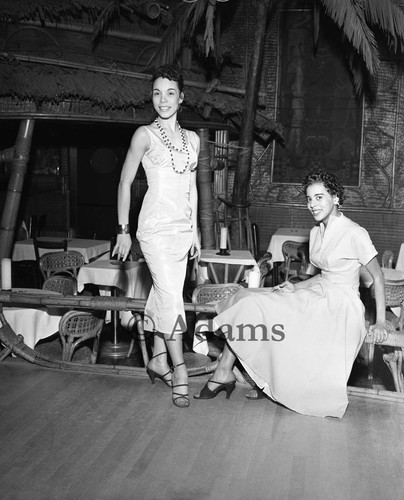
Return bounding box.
[365,256,388,342]
[189,133,201,260]
[113,127,150,260]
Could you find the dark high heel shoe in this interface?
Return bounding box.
[194,379,236,400]
[146,353,172,387]
[172,362,189,408]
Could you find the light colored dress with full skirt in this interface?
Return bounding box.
[214,214,377,418]
[137,125,198,335]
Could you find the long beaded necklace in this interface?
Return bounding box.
[154,118,190,174]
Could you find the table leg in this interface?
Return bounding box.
[224,264,229,283]
[208,263,220,284]
[99,287,131,359]
[233,265,244,284]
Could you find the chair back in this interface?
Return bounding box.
[381,249,395,268]
[33,237,68,262]
[58,310,104,363]
[29,214,47,238]
[42,275,78,295]
[39,250,85,280]
[257,253,273,287]
[192,283,244,304]
[281,240,310,281]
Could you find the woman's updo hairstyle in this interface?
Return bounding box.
[302,168,345,205]
[151,64,184,93]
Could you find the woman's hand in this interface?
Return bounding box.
[369,322,389,343]
[272,281,295,293]
[112,233,132,261]
[189,232,201,261]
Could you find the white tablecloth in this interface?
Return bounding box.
[77,259,152,328]
[197,249,257,284]
[267,227,311,262]
[12,238,110,263]
[2,289,64,349]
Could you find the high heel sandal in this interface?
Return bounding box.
[146,352,172,387]
[172,362,190,408]
[193,379,236,400]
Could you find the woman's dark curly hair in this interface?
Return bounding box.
[151,64,184,92]
[302,168,345,205]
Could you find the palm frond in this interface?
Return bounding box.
[320,0,379,75]
[190,0,209,32]
[345,49,369,99]
[145,1,209,70]
[92,0,121,45]
[364,0,404,52]
[204,1,215,56]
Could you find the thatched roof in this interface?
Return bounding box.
[0,0,281,135]
[0,55,252,120]
[0,0,115,22]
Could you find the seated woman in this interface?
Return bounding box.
[194,169,388,418]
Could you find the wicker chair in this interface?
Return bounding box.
[281,240,310,282]
[192,283,244,305]
[43,275,78,295]
[365,279,404,392]
[192,283,244,358]
[39,250,85,281]
[59,310,104,363]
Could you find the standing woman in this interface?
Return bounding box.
[113,65,200,408]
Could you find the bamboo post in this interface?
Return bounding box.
[196,128,216,249]
[0,119,35,259]
[0,290,217,314]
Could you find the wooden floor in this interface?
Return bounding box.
[1,358,404,500]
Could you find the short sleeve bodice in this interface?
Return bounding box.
[309,213,377,287]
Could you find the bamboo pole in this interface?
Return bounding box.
[0,290,217,314]
[196,128,216,249]
[0,119,35,259]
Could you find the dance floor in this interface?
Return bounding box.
[0,357,403,500]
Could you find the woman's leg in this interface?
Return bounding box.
[146,332,172,385]
[165,332,189,407]
[209,344,237,385]
[194,343,237,399]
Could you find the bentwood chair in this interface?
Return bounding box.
[42,275,78,295]
[192,283,244,358]
[38,250,85,281]
[280,240,310,283]
[59,310,104,363]
[365,279,404,392]
[33,238,68,286]
[381,249,395,268]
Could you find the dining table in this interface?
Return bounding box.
[1,288,64,349]
[77,259,152,358]
[12,237,110,264]
[197,249,257,285]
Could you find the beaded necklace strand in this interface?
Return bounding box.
[154,118,190,174]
